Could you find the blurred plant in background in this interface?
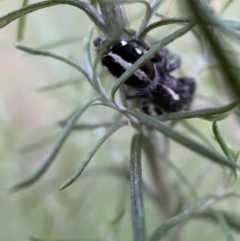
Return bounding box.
[0,0,240,241]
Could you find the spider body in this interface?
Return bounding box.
[94,37,196,115]
[94,38,157,88]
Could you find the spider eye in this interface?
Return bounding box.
[93,38,103,48]
[120,40,128,46]
[135,48,142,55]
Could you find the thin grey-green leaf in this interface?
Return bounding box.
[58,121,126,190]
[16,44,88,79]
[186,0,240,101]
[9,98,99,192]
[130,134,146,241]
[157,101,238,122]
[216,213,235,241]
[195,209,240,234]
[212,122,234,160]
[35,78,82,92]
[127,109,240,170]
[0,0,105,33]
[58,121,127,131]
[149,196,214,241]
[17,0,29,41]
[181,120,216,151]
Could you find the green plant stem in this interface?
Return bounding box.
[98,1,129,38]
[130,134,146,241]
[17,0,29,41]
[141,16,240,38]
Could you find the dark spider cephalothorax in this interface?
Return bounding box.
[94,37,196,115]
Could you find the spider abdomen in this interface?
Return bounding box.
[94,37,196,115]
[97,39,157,88]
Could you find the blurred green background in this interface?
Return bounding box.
[0,0,240,240]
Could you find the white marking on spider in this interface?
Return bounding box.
[120,40,128,46]
[107,52,151,82]
[163,86,180,100]
[135,48,142,55]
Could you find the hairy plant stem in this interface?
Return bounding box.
[98,2,129,38]
[98,2,175,219]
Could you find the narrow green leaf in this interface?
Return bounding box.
[17,43,109,98]
[224,20,240,31]
[16,44,109,100]
[83,25,94,79]
[127,109,240,170]
[58,121,127,131]
[142,16,204,50]
[17,40,109,98]
[149,196,214,241]
[37,37,82,50]
[212,121,238,179]
[181,120,216,151]
[141,17,240,38]
[19,134,57,153]
[136,0,162,37]
[190,0,240,39]
[111,21,196,99]
[0,0,105,33]
[109,179,128,227]
[58,122,126,190]
[216,213,235,241]
[234,151,240,161]
[212,122,234,160]
[9,98,99,192]
[16,44,88,80]
[35,78,82,92]
[17,0,29,41]
[196,209,240,234]
[186,0,240,101]
[84,25,109,99]
[140,16,193,38]
[157,102,238,122]
[165,159,199,201]
[98,0,151,11]
[220,0,234,15]
[130,134,146,241]
[109,209,126,227]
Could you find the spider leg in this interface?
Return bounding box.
[178,77,196,94]
[167,56,182,72]
[128,38,150,50]
[159,48,170,58]
[177,77,196,108]
[141,99,151,115]
[153,105,163,115]
[126,89,150,99]
[93,37,103,48]
[151,83,183,113]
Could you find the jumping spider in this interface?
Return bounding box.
[93,37,196,115]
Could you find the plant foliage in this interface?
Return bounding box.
[1,0,240,240]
